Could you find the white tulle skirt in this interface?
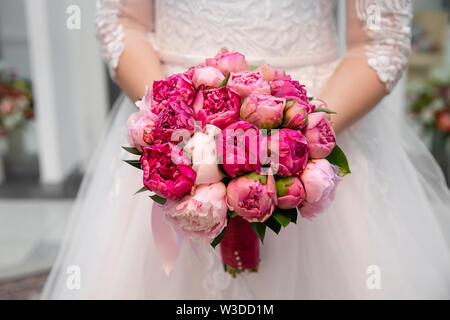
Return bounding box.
[42,64,450,299]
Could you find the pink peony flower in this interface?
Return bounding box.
[185,62,207,80]
[276,176,306,209]
[269,128,309,177]
[192,66,225,89]
[183,124,224,184]
[217,121,267,177]
[126,110,157,151]
[240,93,285,129]
[0,98,16,115]
[256,64,286,82]
[150,98,195,144]
[270,76,309,103]
[309,99,329,112]
[226,172,277,223]
[304,112,336,159]
[151,73,195,114]
[140,143,196,200]
[282,100,310,130]
[164,182,228,243]
[227,71,271,98]
[193,86,241,129]
[299,159,340,219]
[205,47,249,75]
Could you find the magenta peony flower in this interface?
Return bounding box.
[282,99,310,130]
[217,121,267,177]
[126,110,157,151]
[227,71,271,98]
[304,112,336,159]
[164,182,228,243]
[183,124,224,184]
[150,98,195,144]
[140,143,196,199]
[226,172,277,223]
[205,47,249,75]
[255,64,286,82]
[270,76,309,103]
[240,93,285,129]
[269,128,309,176]
[299,159,340,219]
[276,176,306,209]
[192,66,225,89]
[151,73,195,114]
[193,86,241,129]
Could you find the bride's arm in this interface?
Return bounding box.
[318,0,413,133]
[96,0,163,101]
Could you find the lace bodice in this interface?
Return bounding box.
[96,0,412,93]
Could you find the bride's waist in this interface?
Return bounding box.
[157,48,338,69]
[149,35,339,69]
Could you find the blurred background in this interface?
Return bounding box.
[0,0,448,299]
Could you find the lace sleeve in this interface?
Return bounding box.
[347,0,413,92]
[96,0,153,79]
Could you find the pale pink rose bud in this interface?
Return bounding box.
[282,100,310,130]
[183,124,224,184]
[226,172,277,223]
[304,112,336,159]
[126,110,157,151]
[299,159,340,219]
[240,93,285,129]
[276,176,306,209]
[164,182,228,243]
[192,66,225,89]
[256,64,286,82]
[227,71,271,98]
[205,47,249,75]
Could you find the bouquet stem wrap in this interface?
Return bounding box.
[220,216,259,276]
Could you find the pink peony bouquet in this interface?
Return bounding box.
[123,48,350,276]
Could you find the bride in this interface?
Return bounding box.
[42,0,450,299]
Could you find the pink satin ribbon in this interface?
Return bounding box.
[151,201,182,276]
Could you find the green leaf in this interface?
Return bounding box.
[326,145,351,177]
[219,72,231,87]
[123,160,142,169]
[272,207,298,227]
[246,171,267,184]
[249,65,259,71]
[290,212,298,224]
[150,194,167,205]
[275,177,294,197]
[122,146,141,155]
[264,216,281,234]
[313,108,337,114]
[211,227,227,249]
[251,223,266,243]
[229,211,238,218]
[134,186,147,195]
[272,211,291,227]
[308,97,314,102]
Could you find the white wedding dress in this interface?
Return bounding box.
[42,0,450,299]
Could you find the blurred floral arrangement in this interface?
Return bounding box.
[0,71,34,138]
[408,67,450,135]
